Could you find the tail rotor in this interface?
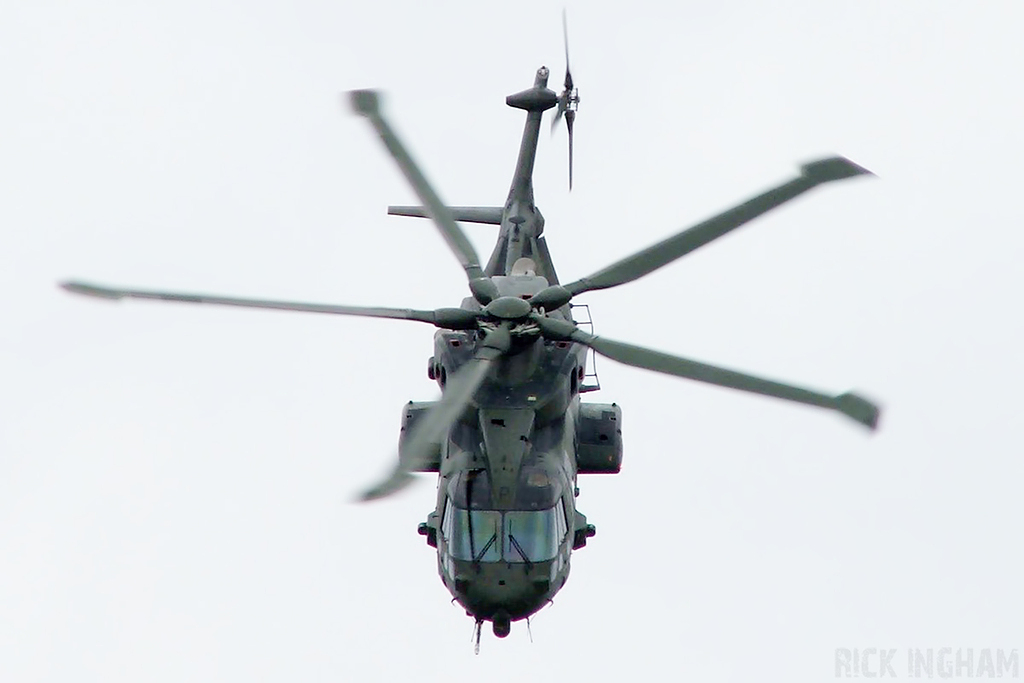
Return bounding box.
[552,9,580,189]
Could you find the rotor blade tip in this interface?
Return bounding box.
[348,89,382,117]
[356,486,396,503]
[60,281,122,300]
[355,490,385,503]
[836,392,881,431]
[801,156,874,183]
[356,469,416,502]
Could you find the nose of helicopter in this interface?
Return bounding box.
[450,560,555,632]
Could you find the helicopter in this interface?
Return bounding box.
[62,31,879,647]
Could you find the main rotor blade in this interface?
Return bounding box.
[561,156,872,296]
[348,90,486,284]
[359,325,512,501]
[60,280,471,326]
[533,315,879,429]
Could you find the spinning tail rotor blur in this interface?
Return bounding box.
[551,9,579,190]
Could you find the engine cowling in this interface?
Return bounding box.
[398,401,442,472]
[576,403,622,474]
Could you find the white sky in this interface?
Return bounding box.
[2,1,1023,680]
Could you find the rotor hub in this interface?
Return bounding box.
[483,296,533,321]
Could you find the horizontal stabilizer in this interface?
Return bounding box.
[388,206,503,225]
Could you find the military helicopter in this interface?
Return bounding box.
[62,25,879,647]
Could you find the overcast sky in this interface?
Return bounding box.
[2,1,1023,681]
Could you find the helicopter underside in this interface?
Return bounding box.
[444,555,567,629]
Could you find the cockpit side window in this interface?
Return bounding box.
[442,497,454,543]
[556,497,568,542]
